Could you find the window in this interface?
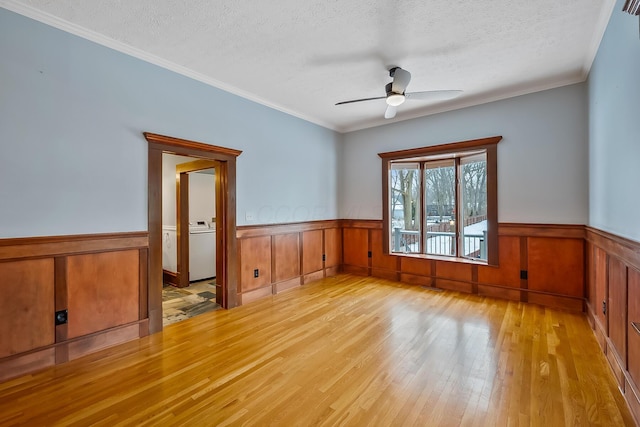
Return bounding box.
[380,136,501,265]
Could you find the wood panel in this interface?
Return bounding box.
[343,228,369,268]
[436,260,472,282]
[587,226,640,273]
[628,268,640,389]
[237,220,339,239]
[0,274,633,426]
[586,242,596,312]
[324,228,342,268]
[0,232,148,261]
[477,235,520,287]
[527,237,584,297]
[400,256,432,276]
[594,245,608,329]
[302,230,323,274]
[239,236,271,292]
[66,250,140,339]
[370,228,397,272]
[273,233,300,283]
[0,259,55,358]
[608,256,628,365]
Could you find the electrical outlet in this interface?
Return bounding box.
[254,269,259,278]
[520,270,528,280]
[55,309,68,325]
[245,211,255,221]
[368,251,372,258]
[322,254,326,262]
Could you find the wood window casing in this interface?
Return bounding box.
[379,136,502,266]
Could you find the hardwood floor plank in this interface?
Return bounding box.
[0,274,634,426]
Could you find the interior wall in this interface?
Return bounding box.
[162,154,195,227]
[588,1,640,242]
[340,83,589,225]
[0,8,340,238]
[189,171,215,224]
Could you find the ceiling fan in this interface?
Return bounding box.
[335,67,462,119]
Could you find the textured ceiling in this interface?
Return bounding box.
[2,0,616,132]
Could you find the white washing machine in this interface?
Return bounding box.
[189,221,216,281]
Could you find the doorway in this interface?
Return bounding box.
[161,155,219,326]
[145,132,242,334]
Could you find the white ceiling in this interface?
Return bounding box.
[2,0,616,132]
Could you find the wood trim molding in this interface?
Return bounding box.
[176,159,217,174]
[146,131,242,332]
[378,137,501,265]
[0,232,149,261]
[499,223,586,239]
[144,132,242,159]
[237,220,341,238]
[338,219,383,230]
[586,226,640,274]
[377,136,503,160]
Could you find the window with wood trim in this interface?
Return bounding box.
[379,136,501,265]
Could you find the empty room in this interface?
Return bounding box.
[1,0,639,425]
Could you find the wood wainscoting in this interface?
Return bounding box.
[342,220,586,312]
[236,221,342,304]
[0,232,149,382]
[586,226,640,424]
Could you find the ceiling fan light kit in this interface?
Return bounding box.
[386,93,405,106]
[336,67,462,119]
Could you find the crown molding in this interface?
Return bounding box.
[0,1,339,132]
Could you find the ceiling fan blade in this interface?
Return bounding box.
[391,68,411,94]
[335,96,386,106]
[405,90,463,102]
[384,105,397,119]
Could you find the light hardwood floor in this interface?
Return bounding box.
[0,275,635,426]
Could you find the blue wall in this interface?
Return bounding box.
[0,8,341,238]
[588,1,640,241]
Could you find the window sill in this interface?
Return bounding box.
[389,251,490,266]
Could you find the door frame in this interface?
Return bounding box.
[145,132,242,333]
[175,159,218,289]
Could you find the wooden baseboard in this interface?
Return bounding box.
[0,348,55,383]
[0,320,146,382]
[162,269,179,287]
